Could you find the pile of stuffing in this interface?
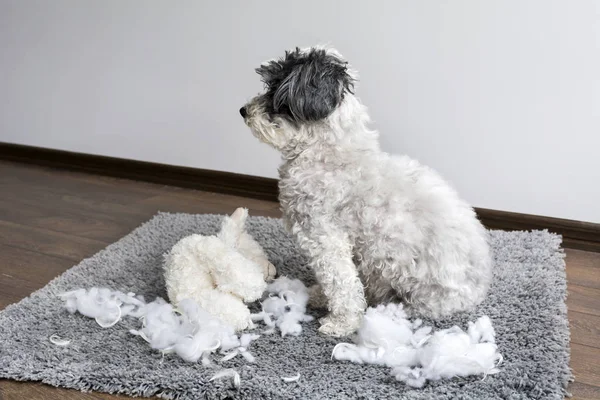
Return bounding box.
[57,279,502,389]
[331,303,503,387]
[57,277,312,387]
[251,277,314,336]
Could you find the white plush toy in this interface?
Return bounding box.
[164,208,277,331]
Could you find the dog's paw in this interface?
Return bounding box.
[318,314,362,337]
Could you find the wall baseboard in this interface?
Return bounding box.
[474,207,599,252]
[1,141,598,252]
[0,142,278,201]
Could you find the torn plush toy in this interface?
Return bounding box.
[163,208,277,331]
[331,303,502,388]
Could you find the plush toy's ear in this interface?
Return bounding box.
[229,207,248,227]
[218,208,248,247]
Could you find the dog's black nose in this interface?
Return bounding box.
[239,107,247,118]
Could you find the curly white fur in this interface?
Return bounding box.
[242,46,492,337]
[163,208,277,331]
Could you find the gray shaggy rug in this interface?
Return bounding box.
[0,213,571,399]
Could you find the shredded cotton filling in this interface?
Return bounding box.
[59,280,501,389]
[59,288,252,367]
[331,303,503,387]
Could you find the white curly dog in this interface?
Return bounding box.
[240,46,492,337]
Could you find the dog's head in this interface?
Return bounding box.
[240,46,357,151]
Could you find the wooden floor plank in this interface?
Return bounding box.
[0,244,73,305]
[134,193,282,218]
[0,160,165,200]
[568,382,600,400]
[566,249,600,290]
[0,220,108,261]
[569,311,600,349]
[0,198,140,242]
[0,166,154,224]
[570,344,600,388]
[0,380,130,400]
[0,183,150,223]
[191,189,281,212]
[567,285,600,317]
[0,161,598,399]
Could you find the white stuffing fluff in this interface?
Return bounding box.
[281,373,300,383]
[58,283,500,389]
[59,288,258,370]
[251,276,313,337]
[49,334,71,346]
[219,333,260,363]
[131,297,238,363]
[332,303,502,388]
[59,288,145,328]
[59,279,315,390]
[210,368,241,388]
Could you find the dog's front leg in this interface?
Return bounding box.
[295,225,366,337]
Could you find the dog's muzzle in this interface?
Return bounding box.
[239,107,247,118]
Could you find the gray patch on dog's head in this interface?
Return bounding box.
[256,47,354,123]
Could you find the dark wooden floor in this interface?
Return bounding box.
[0,161,598,400]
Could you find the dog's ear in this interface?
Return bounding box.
[257,48,354,122]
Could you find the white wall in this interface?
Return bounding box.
[1,1,598,222]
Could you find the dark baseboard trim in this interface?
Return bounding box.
[0,142,279,202]
[1,141,598,252]
[475,208,600,252]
